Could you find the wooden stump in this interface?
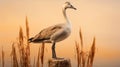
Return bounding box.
[48,58,71,67]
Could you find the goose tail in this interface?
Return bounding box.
[28,37,34,43]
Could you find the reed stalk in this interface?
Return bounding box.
[11,43,19,67]
[86,52,90,67]
[79,28,83,50]
[87,37,96,67]
[79,28,83,67]
[2,47,4,67]
[36,46,40,67]
[90,37,96,67]
[76,28,96,67]
[25,16,31,67]
[41,42,45,67]
[81,51,86,67]
[75,41,80,67]
[18,27,25,67]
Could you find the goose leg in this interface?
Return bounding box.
[52,42,57,58]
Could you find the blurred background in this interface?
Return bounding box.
[0,0,120,67]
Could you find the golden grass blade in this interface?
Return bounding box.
[17,17,31,67]
[79,52,82,67]
[26,16,30,41]
[12,43,19,67]
[19,27,24,46]
[79,28,86,67]
[41,42,45,67]
[90,37,96,67]
[2,46,4,67]
[75,41,80,67]
[81,51,86,67]
[25,46,31,67]
[86,51,90,67]
[87,37,96,67]
[18,27,26,67]
[26,16,30,54]
[36,46,40,67]
[25,16,31,67]
[79,28,83,50]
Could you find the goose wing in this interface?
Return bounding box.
[30,24,63,42]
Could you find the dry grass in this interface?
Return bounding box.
[2,46,4,67]
[75,41,80,67]
[75,28,96,67]
[25,16,31,67]
[11,43,19,67]
[36,46,40,67]
[87,37,96,67]
[16,17,45,67]
[8,17,45,67]
[18,27,25,67]
[79,28,83,50]
[0,17,96,67]
[36,42,45,67]
[40,42,45,67]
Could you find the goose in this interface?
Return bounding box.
[29,2,76,59]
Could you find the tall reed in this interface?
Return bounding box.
[2,46,4,67]
[11,43,19,67]
[1,17,46,67]
[79,28,84,67]
[18,27,26,67]
[25,16,31,67]
[17,16,31,67]
[75,28,96,67]
[40,42,45,67]
[75,41,80,67]
[90,37,96,66]
[79,28,83,50]
[87,37,96,67]
[36,46,40,67]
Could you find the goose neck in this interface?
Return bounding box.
[63,8,69,23]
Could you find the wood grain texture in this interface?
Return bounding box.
[48,58,71,67]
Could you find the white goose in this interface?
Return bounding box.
[29,2,76,58]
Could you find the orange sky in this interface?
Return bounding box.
[0,0,120,67]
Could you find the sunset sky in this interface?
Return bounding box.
[0,0,120,67]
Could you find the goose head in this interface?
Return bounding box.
[63,2,77,10]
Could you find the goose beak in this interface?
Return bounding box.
[71,5,77,10]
